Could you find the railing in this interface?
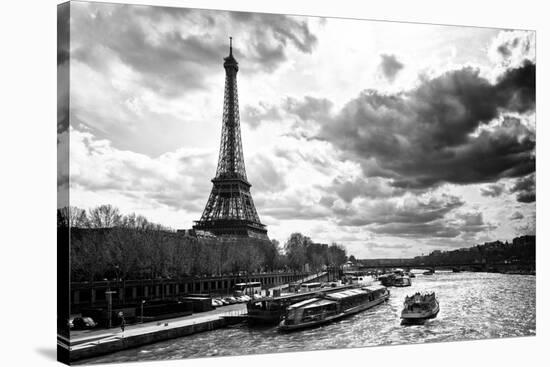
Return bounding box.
[220,308,248,318]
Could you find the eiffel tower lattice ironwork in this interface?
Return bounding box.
[193,38,268,239]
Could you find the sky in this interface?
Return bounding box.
[57,1,536,259]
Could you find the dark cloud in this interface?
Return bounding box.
[230,12,317,53]
[329,177,405,202]
[319,62,536,190]
[336,195,494,239]
[480,183,504,197]
[365,208,493,239]
[510,174,535,203]
[369,222,461,238]
[493,31,534,66]
[379,54,404,82]
[454,212,495,233]
[339,194,464,227]
[70,3,318,97]
[57,3,70,134]
[57,3,70,67]
[509,211,524,220]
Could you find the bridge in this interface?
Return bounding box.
[351,260,535,274]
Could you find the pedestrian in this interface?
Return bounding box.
[120,313,126,338]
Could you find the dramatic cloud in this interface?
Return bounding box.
[339,194,464,227]
[71,3,318,97]
[64,4,535,258]
[229,11,318,70]
[328,177,405,202]
[490,30,535,68]
[379,54,404,82]
[319,61,535,190]
[480,183,505,197]
[510,174,535,203]
[509,211,524,220]
[70,129,215,214]
[57,3,69,135]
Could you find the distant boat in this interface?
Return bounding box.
[393,275,412,287]
[423,269,434,275]
[279,286,390,331]
[379,273,412,287]
[401,292,439,323]
[378,273,395,286]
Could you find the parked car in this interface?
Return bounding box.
[72,317,97,330]
[224,296,238,304]
[217,298,229,306]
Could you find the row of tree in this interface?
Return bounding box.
[59,205,350,282]
[412,236,535,265]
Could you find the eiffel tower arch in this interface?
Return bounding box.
[193,38,268,240]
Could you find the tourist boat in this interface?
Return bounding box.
[401,292,439,323]
[378,273,411,287]
[423,269,435,275]
[378,273,396,286]
[278,285,390,331]
[246,284,354,324]
[393,275,412,287]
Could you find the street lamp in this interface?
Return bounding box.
[105,290,117,329]
[141,300,146,323]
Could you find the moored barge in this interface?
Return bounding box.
[246,284,354,324]
[278,285,390,331]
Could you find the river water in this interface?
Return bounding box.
[83,272,536,364]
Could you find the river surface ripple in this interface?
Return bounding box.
[83,272,536,364]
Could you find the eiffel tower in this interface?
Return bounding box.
[193,38,268,240]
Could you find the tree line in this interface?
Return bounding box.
[59,205,349,282]
[412,236,535,266]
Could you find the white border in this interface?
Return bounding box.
[0,0,546,366]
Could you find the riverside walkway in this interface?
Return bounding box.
[66,303,247,361]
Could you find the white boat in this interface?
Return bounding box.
[401,292,439,323]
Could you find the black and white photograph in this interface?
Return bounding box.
[56,1,536,365]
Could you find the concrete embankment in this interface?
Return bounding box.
[68,304,247,362]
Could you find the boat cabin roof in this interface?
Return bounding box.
[302,299,337,309]
[287,298,321,310]
[325,288,367,300]
[362,285,387,293]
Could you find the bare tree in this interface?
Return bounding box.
[88,204,122,228]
